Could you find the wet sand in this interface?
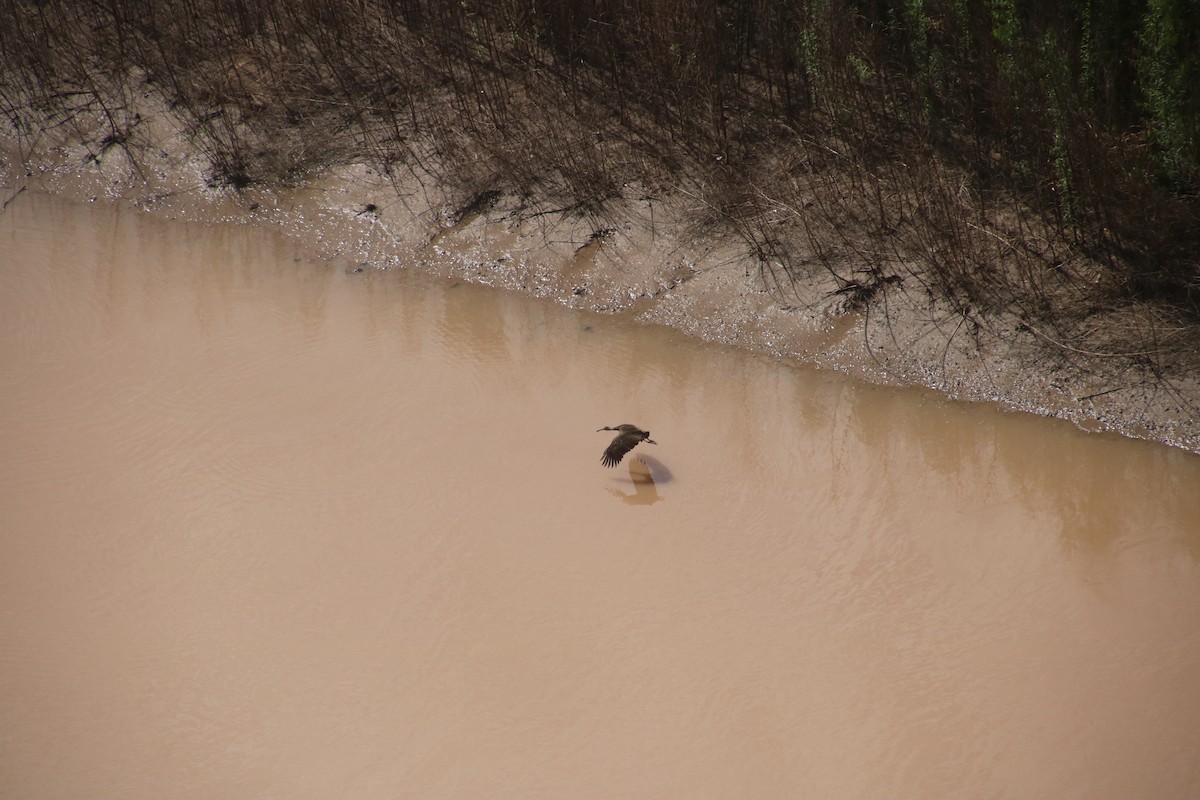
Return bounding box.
[5,127,1196,456]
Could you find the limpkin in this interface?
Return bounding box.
[597,424,657,467]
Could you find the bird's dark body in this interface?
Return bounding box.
[597,424,657,467]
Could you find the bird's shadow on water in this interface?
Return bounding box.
[606,456,672,506]
[634,455,672,483]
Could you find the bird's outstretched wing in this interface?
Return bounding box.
[601,434,640,467]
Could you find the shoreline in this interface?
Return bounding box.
[3,127,1198,456]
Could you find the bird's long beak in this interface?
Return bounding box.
[646,439,658,445]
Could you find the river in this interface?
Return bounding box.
[2,192,1199,798]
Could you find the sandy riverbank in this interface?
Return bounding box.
[3,111,1198,454]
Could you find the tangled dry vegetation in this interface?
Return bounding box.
[2,0,1199,427]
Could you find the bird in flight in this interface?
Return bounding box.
[597,424,657,467]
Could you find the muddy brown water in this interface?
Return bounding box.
[2,192,1200,799]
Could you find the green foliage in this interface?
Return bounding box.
[1140,0,1200,190]
[847,53,872,84]
[984,0,1020,98]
